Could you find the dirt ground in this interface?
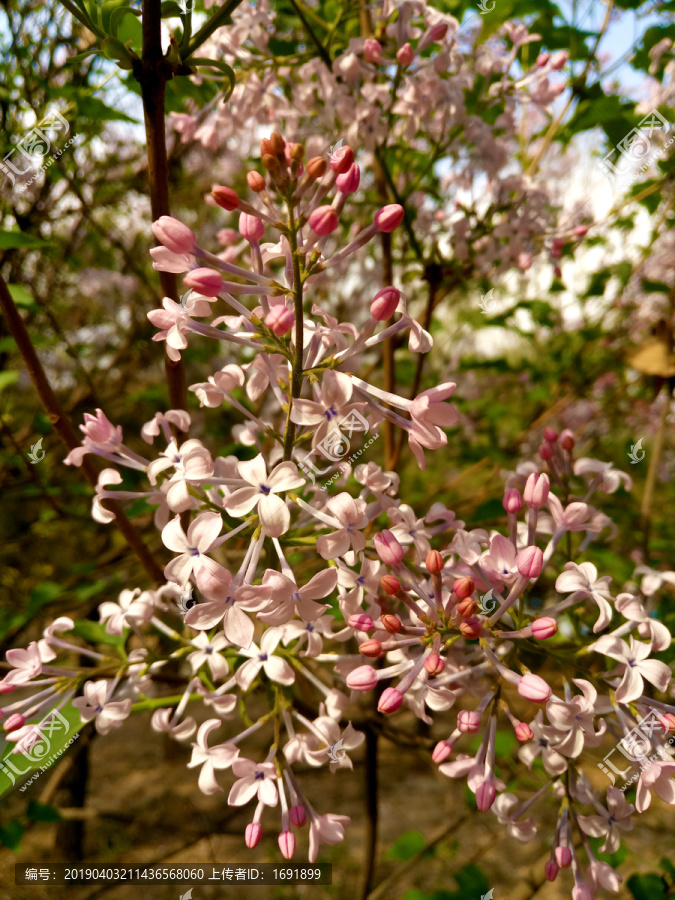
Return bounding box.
[1,707,674,900]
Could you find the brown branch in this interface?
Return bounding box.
[137,0,187,412]
[0,273,165,583]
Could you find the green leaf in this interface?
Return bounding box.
[0,371,19,392]
[28,582,63,615]
[116,11,143,52]
[385,830,428,861]
[0,821,25,850]
[66,618,127,651]
[0,230,50,249]
[76,94,138,122]
[162,0,185,15]
[7,284,36,308]
[627,873,667,900]
[27,800,63,823]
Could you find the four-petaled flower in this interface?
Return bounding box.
[223,453,305,537]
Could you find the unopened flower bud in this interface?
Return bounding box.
[336,163,360,194]
[550,50,568,69]
[239,213,265,243]
[348,614,374,632]
[518,673,552,703]
[217,228,238,246]
[428,22,448,41]
[560,429,575,450]
[346,665,378,691]
[265,305,295,336]
[457,597,478,618]
[279,830,295,859]
[3,713,25,732]
[543,427,558,442]
[371,286,400,321]
[476,780,496,811]
[211,185,240,211]
[572,886,593,900]
[260,138,273,156]
[432,740,453,763]
[359,639,383,658]
[377,687,403,714]
[374,530,404,566]
[537,51,551,67]
[659,713,675,731]
[375,204,404,233]
[555,846,572,868]
[523,472,550,508]
[0,683,15,695]
[247,171,266,192]
[424,652,445,676]
[517,546,543,579]
[397,42,414,66]
[308,205,338,236]
[245,822,262,848]
[289,804,306,828]
[518,252,533,270]
[515,722,534,742]
[532,617,557,640]
[453,577,475,599]
[459,617,482,640]
[151,215,195,254]
[539,442,553,461]
[458,710,481,733]
[261,153,280,172]
[269,132,286,155]
[306,156,328,179]
[330,145,354,174]
[288,142,304,160]
[380,575,401,597]
[573,225,589,237]
[381,613,402,633]
[184,267,222,298]
[544,860,559,881]
[426,549,444,574]
[364,39,382,63]
[503,488,523,513]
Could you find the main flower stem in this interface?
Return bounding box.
[283,199,305,461]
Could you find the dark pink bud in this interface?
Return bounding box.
[550,50,568,70]
[426,549,444,574]
[380,575,401,597]
[457,597,477,618]
[348,613,375,632]
[476,780,496,811]
[523,472,550,508]
[515,722,534,742]
[3,713,25,732]
[371,286,400,321]
[265,305,295,336]
[184,267,222,298]
[459,617,482,640]
[544,860,559,881]
[336,163,360,194]
[346,665,378,691]
[397,42,414,66]
[377,687,403,714]
[543,427,558,442]
[518,673,552,703]
[424,652,445,677]
[573,225,589,237]
[0,683,16,695]
[532,617,558,640]
[537,52,551,67]
[503,488,523,513]
[560,429,575,450]
[539,442,554,461]
[289,804,306,828]
[432,740,453,763]
[555,846,572,868]
[211,185,240,211]
[553,265,562,278]
[239,213,265,242]
[517,546,543,579]
[364,39,382,63]
[308,205,338,236]
[247,170,266,192]
[381,613,402,633]
[151,215,195,254]
[374,530,404,566]
[279,830,295,859]
[330,145,354,174]
[245,822,262,848]
[658,713,675,731]
[453,577,475,599]
[375,204,404,233]
[518,252,533,270]
[359,639,383,658]
[457,710,481,733]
